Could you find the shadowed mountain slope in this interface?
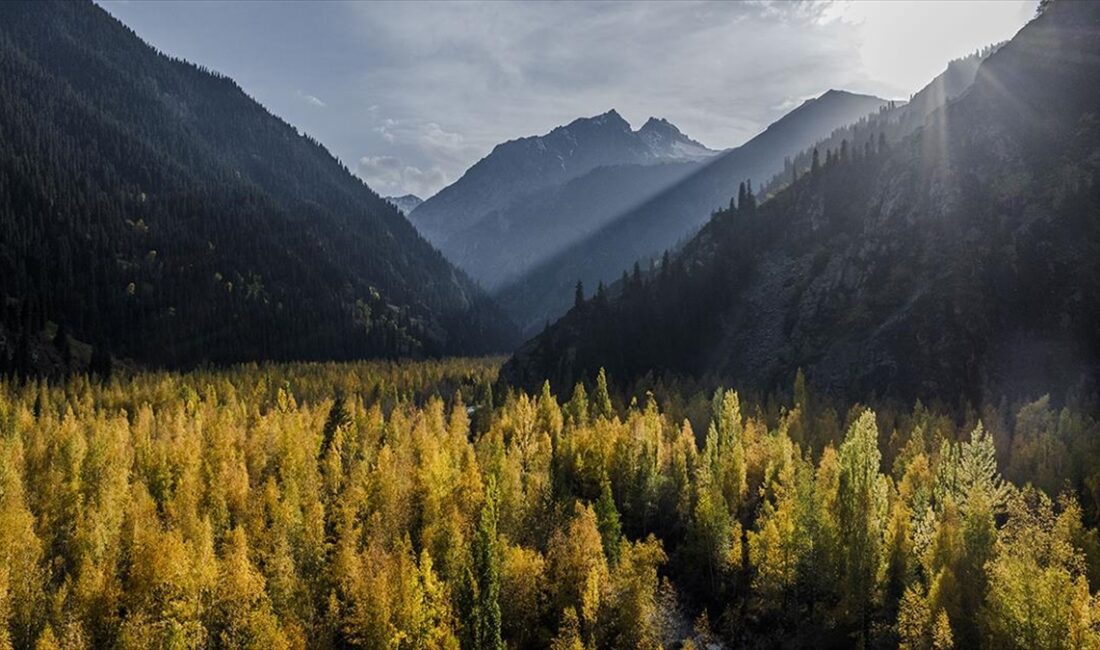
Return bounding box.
[496,90,891,334]
[502,0,1100,405]
[0,0,518,374]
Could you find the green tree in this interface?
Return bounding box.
[592,369,614,421]
[837,410,887,643]
[473,480,504,650]
[595,474,623,566]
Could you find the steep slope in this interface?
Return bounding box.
[761,47,995,196]
[384,194,424,216]
[497,90,891,334]
[440,158,706,290]
[501,0,1100,403]
[0,0,517,374]
[410,111,718,289]
[410,110,718,246]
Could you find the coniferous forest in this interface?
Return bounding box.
[3,0,1100,648]
[2,361,1100,649]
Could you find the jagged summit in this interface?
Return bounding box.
[410,109,719,256]
[639,116,676,132]
[637,116,716,160]
[501,0,1100,402]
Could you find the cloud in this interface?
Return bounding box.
[356,155,447,198]
[100,0,1037,198]
[296,89,325,107]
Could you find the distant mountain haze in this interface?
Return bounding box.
[502,0,1100,404]
[0,0,518,374]
[408,110,721,291]
[384,194,424,216]
[496,89,892,335]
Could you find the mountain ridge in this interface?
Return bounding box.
[495,89,892,335]
[0,0,518,374]
[501,0,1100,403]
[385,194,424,215]
[408,111,720,289]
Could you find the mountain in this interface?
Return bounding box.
[500,0,1100,404]
[409,111,719,289]
[435,159,707,291]
[496,89,891,335]
[0,0,518,375]
[384,194,424,215]
[635,116,716,161]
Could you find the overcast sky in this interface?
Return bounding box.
[99,0,1036,199]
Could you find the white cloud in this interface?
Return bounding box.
[356,155,448,198]
[100,0,1038,198]
[296,89,326,107]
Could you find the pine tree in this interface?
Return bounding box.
[592,368,614,421]
[473,479,504,650]
[566,382,589,428]
[595,473,623,566]
[321,394,350,458]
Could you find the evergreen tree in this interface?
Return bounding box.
[595,473,623,566]
[320,394,350,458]
[473,480,504,650]
[592,368,614,421]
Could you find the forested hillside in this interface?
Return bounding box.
[496,90,890,335]
[3,360,1100,648]
[0,0,517,378]
[760,48,994,198]
[502,0,1100,404]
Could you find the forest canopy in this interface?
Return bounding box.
[1,360,1099,649]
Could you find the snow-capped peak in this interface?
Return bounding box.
[637,117,717,161]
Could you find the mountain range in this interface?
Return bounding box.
[494,89,892,334]
[0,0,517,374]
[501,0,1100,404]
[409,110,720,290]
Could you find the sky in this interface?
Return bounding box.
[99,0,1036,199]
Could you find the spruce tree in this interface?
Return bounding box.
[592,368,614,421]
[595,473,623,566]
[473,480,503,650]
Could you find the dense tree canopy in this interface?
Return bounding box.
[2,359,1100,648]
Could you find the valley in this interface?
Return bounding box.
[1,1,1097,648]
